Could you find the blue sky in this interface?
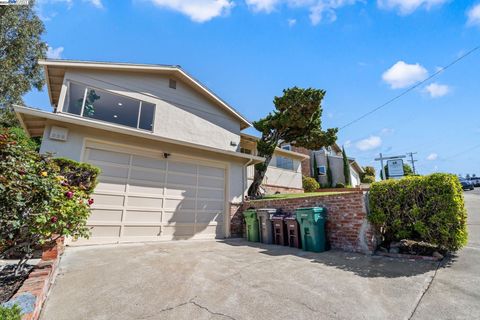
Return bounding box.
[25,0,480,176]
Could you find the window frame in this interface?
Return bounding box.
[318,165,326,176]
[63,81,156,132]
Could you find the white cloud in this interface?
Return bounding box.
[382,61,428,89]
[424,82,450,98]
[427,153,438,161]
[149,0,234,22]
[380,128,394,135]
[246,0,280,12]
[377,0,447,15]
[287,18,297,26]
[246,0,360,25]
[356,136,382,151]
[84,0,103,8]
[344,140,352,148]
[467,3,480,27]
[47,46,64,59]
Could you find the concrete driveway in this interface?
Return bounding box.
[41,190,480,320]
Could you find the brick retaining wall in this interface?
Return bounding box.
[5,238,64,320]
[230,191,378,254]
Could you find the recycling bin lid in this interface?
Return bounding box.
[284,215,297,221]
[271,214,286,220]
[295,207,325,212]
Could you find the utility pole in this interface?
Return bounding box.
[406,152,418,175]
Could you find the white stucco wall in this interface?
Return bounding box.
[57,70,242,152]
[40,122,247,203]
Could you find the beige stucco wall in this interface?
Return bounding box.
[40,122,247,203]
[246,154,303,192]
[57,70,242,152]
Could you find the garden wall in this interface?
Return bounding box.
[230,191,378,254]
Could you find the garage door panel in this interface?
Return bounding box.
[162,225,195,237]
[90,226,121,238]
[196,212,223,223]
[198,177,224,189]
[164,198,196,210]
[95,179,127,193]
[163,211,196,224]
[124,210,162,223]
[132,155,166,170]
[130,168,166,182]
[96,164,129,179]
[198,165,224,178]
[88,149,130,165]
[195,225,223,238]
[197,188,224,200]
[197,200,224,211]
[92,194,125,207]
[127,196,162,209]
[89,209,123,222]
[128,180,164,194]
[168,162,196,175]
[167,173,196,186]
[165,186,196,198]
[123,226,161,237]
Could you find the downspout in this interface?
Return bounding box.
[242,158,254,201]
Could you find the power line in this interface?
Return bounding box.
[443,143,480,160]
[339,45,480,131]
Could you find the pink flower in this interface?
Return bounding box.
[65,191,74,199]
[88,198,94,205]
[51,216,58,223]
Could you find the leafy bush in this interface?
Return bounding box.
[335,183,345,188]
[0,128,99,273]
[368,173,467,251]
[302,176,320,192]
[362,175,375,184]
[0,304,22,320]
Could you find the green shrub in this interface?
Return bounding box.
[0,128,100,272]
[0,304,22,320]
[362,175,375,184]
[368,173,467,251]
[302,176,320,192]
[335,183,345,188]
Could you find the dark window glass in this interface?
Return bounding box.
[138,102,155,131]
[83,88,140,129]
[276,156,294,170]
[319,166,326,175]
[65,83,85,115]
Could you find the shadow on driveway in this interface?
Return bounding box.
[222,239,445,279]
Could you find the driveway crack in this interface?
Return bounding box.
[408,260,442,320]
[190,298,237,320]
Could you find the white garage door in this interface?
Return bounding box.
[72,144,226,245]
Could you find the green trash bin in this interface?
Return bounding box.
[296,207,327,252]
[244,209,260,242]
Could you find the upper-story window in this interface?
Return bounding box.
[63,82,155,131]
[276,156,294,171]
[281,144,291,151]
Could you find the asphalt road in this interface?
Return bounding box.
[411,188,480,319]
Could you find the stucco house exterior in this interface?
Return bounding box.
[292,144,364,187]
[14,59,305,245]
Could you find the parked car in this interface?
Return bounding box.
[469,177,480,187]
[460,178,475,190]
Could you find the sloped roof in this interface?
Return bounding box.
[39,59,251,129]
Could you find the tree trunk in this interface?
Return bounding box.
[248,154,273,198]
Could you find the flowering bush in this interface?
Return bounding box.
[0,128,99,273]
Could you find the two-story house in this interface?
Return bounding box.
[14,59,305,245]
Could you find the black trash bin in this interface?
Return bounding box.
[257,208,277,244]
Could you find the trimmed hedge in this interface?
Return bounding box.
[368,173,468,251]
